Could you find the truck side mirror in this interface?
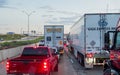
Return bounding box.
[104,33,110,50]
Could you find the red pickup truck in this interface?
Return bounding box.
[6,46,58,75]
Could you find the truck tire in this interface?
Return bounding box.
[81,57,84,67]
[77,53,84,67]
[77,54,81,64]
[54,63,58,72]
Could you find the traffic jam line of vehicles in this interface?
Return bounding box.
[6,25,65,75]
[6,46,58,75]
[5,13,120,75]
[38,25,64,59]
[68,13,120,68]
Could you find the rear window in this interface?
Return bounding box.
[22,47,49,56]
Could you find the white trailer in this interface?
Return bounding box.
[69,13,120,68]
[44,25,64,54]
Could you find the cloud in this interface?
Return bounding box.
[41,15,53,18]
[0,0,7,7]
[39,5,81,25]
[46,16,79,25]
[47,10,80,15]
[39,6,54,10]
[0,5,18,9]
[0,24,9,26]
[60,16,79,21]
[0,0,18,9]
[46,21,74,25]
[39,5,81,16]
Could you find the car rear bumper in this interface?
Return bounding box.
[7,70,50,75]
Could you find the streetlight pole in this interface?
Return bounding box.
[22,11,35,36]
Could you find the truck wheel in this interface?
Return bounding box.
[80,54,84,67]
[78,57,81,64]
[77,53,84,67]
[54,64,58,72]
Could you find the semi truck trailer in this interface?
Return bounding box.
[69,13,120,68]
[44,25,64,55]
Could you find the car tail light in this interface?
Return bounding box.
[6,61,10,70]
[43,62,48,69]
[110,52,119,60]
[42,61,49,71]
[110,53,115,60]
[110,52,120,60]
[86,53,93,58]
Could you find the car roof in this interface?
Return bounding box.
[24,46,49,49]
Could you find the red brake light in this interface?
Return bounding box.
[6,62,9,67]
[44,62,47,65]
[86,53,93,58]
[42,61,49,70]
[6,62,10,70]
[43,62,48,69]
[44,65,47,69]
[110,53,114,60]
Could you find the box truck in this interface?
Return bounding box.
[69,13,120,68]
[44,25,64,55]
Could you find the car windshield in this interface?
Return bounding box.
[22,47,49,56]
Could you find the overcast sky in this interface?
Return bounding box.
[0,0,120,34]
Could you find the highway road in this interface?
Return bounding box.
[0,46,103,75]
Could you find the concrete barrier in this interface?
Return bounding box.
[0,46,23,62]
[0,43,38,62]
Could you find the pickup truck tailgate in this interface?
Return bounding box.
[7,57,50,74]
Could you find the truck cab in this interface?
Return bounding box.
[103,30,120,74]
